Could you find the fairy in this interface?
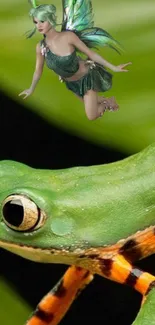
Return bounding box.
[19,0,132,120]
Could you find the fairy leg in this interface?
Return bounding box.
[83,90,99,120]
[26,266,93,325]
[73,91,118,120]
[83,90,120,120]
[83,89,109,120]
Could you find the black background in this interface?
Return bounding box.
[0,90,155,324]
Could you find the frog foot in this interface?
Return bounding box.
[99,96,119,112]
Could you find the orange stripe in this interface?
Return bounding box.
[110,254,132,284]
[135,272,155,295]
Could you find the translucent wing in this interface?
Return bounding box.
[75,28,123,54]
[61,0,123,53]
[61,0,94,31]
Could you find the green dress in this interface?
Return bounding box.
[40,39,112,98]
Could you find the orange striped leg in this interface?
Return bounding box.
[99,253,155,296]
[26,266,93,325]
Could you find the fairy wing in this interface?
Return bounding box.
[61,0,94,31]
[75,28,123,54]
[61,0,122,53]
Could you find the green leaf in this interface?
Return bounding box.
[0,277,30,324]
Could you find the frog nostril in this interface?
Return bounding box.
[3,199,24,227]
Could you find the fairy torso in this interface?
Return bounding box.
[40,39,80,78]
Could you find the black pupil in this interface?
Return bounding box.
[3,200,24,227]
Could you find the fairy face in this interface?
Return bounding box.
[33,17,53,34]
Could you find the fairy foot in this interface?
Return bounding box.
[99,96,119,112]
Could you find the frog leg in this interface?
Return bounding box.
[90,253,155,323]
[132,287,155,325]
[93,253,155,295]
[26,266,93,325]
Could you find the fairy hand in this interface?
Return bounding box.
[18,89,33,99]
[114,62,132,72]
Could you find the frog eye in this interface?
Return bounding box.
[2,195,46,232]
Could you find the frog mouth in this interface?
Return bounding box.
[1,225,155,272]
[0,239,69,263]
[0,239,86,266]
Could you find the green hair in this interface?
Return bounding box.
[27,4,57,38]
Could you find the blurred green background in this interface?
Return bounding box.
[1,0,155,154]
[0,0,155,324]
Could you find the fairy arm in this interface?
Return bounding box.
[19,43,45,99]
[68,32,131,72]
[29,43,45,91]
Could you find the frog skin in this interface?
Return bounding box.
[0,143,155,325]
